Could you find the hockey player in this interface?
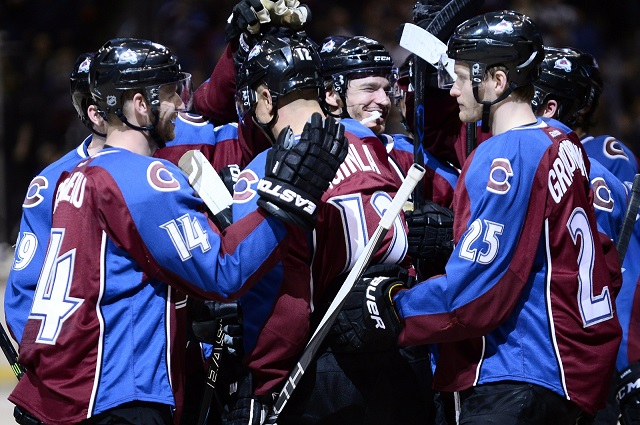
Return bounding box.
[532,46,640,425]
[320,35,458,209]
[340,10,623,423]
[532,46,629,243]
[224,32,433,424]
[572,52,640,185]
[5,52,107,346]
[4,46,241,425]
[8,37,347,425]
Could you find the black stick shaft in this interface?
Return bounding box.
[617,174,640,262]
[0,322,24,380]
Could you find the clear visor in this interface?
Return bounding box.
[156,72,194,112]
[175,72,193,112]
[437,54,457,89]
[391,75,413,106]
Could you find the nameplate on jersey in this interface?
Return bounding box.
[330,144,381,189]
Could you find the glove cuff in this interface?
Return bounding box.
[617,361,640,406]
[257,178,318,230]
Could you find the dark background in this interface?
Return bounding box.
[2,0,639,244]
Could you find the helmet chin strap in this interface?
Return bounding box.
[473,83,515,133]
[82,118,107,138]
[253,102,280,146]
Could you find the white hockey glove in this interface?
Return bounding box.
[260,0,311,29]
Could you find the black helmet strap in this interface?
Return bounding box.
[473,82,515,133]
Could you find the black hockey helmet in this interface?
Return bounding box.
[70,52,95,125]
[319,35,394,96]
[446,10,544,88]
[532,47,591,126]
[444,10,543,131]
[575,50,603,114]
[89,38,192,117]
[235,32,324,125]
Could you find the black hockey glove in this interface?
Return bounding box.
[405,200,454,278]
[222,368,274,425]
[191,300,243,355]
[412,0,444,29]
[225,0,270,42]
[617,362,640,425]
[222,397,270,425]
[225,0,311,42]
[329,264,408,352]
[257,113,349,231]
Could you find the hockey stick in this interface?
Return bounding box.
[178,150,235,425]
[400,23,454,78]
[400,0,484,202]
[264,164,426,423]
[617,174,640,262]
[0,322,24,380]
[413,50,427,210]
[179,150,234,229]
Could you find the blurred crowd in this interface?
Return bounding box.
[1,0,639,244]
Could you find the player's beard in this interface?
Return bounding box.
[155,115,176,145]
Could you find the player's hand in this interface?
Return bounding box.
[257,113,349,231]
[412,0,444,28]
[222,397,270,425]
[405,200,454,278]
[260,0,311,29]
[226,0,271,42]
[222,371,273,425]
[191,300,243,354]
[329,264,407,352]
[226,0,311,43]
[617,361,640,425]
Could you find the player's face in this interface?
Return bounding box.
[450,63,483,123]
[345,75,391,134]
[154,84,185,143]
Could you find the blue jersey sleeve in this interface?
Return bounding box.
[5,140,90,342]
[87,148,288,300]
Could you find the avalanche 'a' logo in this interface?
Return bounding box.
[118,49,138,64]
[487,158,513,194]
[78,57,91,73]
[233,169,259,203]
[24,176,48,208]
[554,57,573,73]
[489,19,514,35]
[321,38,337,53]
[148,161,180,192]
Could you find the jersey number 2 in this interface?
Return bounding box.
[567,207,613,327]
